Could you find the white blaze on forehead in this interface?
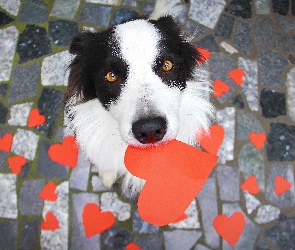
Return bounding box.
[114,19,161,65]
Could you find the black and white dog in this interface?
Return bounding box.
[65,0,214,194]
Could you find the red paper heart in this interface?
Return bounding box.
[124,139,218,226]
[240,176,260,195]
[48,136,78,168]
[274,176,292,195]
[213,79,230,98]
[213,212,246,247]
[126,242,141,250]
[41,211,60,231]
[171,213,188,224]
[228,68,245,86]
[82,203,115,238]
[28,108,46,128]
[249,132,266,150]
[198,124,225,155]
[0,133,13,152]
[8,156,26,175]
[197,47,211,63]
[39,182,58,202]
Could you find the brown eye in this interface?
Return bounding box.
[162,60,173,72]
[105,71,117,83]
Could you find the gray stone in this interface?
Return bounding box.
[37,140,68,180]
[11,128,39,161]
[197,178,220,249]
[50,0,80,19]
[0,0,21,15]
[18,0,48,23]
[258,50,288,87]
[225,0,252,18]
[243,191,261,214]
[278,34,295,52]
[236,111,264,140]
[163,230,202,250]
[71,193,100,250]
[277,16,295,31]
[239,143,265,192]
[21,221,40,250]
[0,220,17,250]
[287,67,295,122]
[254,18,276,47]
[186,21,210,38]
[0,173,17,219]
[256,236,272,250]
[255,205,280,224]
[217,165,240,202]
[234,20,252,54]
[91,176,109,192]
[0,103,8,124]
[133,209,159,234]
[194,244,211,250]
[70,150,91,191]
[8,102,33,126]
[19,179,44,216]
[215,14,235,39]
[216,108,236,164]
[8,64,39,103]
[194,35,219,53]
[102,225,132,250]
[266,164,295,208]
[79,4,112,28]
[138,3,154,16]
[255,0,270,14]
[134,235,163,250]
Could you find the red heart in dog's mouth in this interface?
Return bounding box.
[124,139,218,226]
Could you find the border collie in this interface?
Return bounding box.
[65,0,214,194]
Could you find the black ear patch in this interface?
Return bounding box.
[69,31,95,55]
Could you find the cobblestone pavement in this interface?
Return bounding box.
[1,0,295,249]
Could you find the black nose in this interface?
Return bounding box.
[132,117,167,144]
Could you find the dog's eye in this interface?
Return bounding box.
[162,60,173,72]
[105,71,117,83]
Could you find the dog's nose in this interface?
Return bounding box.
[132,117,167,144]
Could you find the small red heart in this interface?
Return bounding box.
[41,211,60,231]
[48,136,78,168]
[126,242,141,250]
[39,182,58,202]
[28,108,46,128]
[228,68,245,86]
[0,133,13,152]
[274,176,292,195]
[213,212,246,247]
[82,203,115,238]
[240,176,260,195]
[197,47,211,63]
[8,156,26,175]
[213,79,230,98]
[249,132,266,150]
[198,124,225,155]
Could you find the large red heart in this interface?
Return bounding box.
[124,139,218,226]
[41,211,60,231]
[198,124,225,155]
[28,108,46,128]
[48,136,78,168]
[39,182,58,202]
[228,68,245,86]
[213,79,230,98]
[240,176,260,195]
[126,242,141,250]
[0,133,13,152]
[249,132,266,150]
[213,212,246,247]
[8,156,26,175]
[274,176,292,195]
[82,203,115,238]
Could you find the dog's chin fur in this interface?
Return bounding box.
[65,0,215,195]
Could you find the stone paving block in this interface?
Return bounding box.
[0,103,8,124]
[102,224,132,250]
[134,235,163,250]
[21,220,40,250]
[71,193,100,250]
[234,20,252,54]
[272,0,289,15]
[18,0,48,23]
[41,181,69,250]
[19,179,45,216]
[189,0,225,29]
[226,0,252,18]
[278,34,295,52]
[215,14,235,39]
[0,173,17,219]
[217,165,240,202]
[0,0,21,16]
[11,128,39,161]
[112,8,140,25]
[277,16,295,31]
[216,107,236,164]
[220,41,238,54]
[255,205,280,224]
[37,140,68,180]
[49,20,79,46]
[0,84,8,96]
[163,230,202,250]
[197,178,219,249]
[229,94,244,109]
[266,164,295,208]
[0,12,14,27]
[194,35,219,53]
[0,219,17,250]
[255,0,270,14]
[287,67,295,122]
[79,4,112,28]
[239,143,265,192]
[8,102,33,126]
[260,89,286,118]
[0,26,18,81]
[50,0,80,19]
[254,17,276,47]
[243,191,261,214]
[133,209,159,234]
[194,244,211,250]
[186,21,210,38]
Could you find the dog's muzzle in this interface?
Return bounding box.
[132,117,167,144]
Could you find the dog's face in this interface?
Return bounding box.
[66,16,205,147]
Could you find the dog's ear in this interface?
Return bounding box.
[69,31,95,55]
